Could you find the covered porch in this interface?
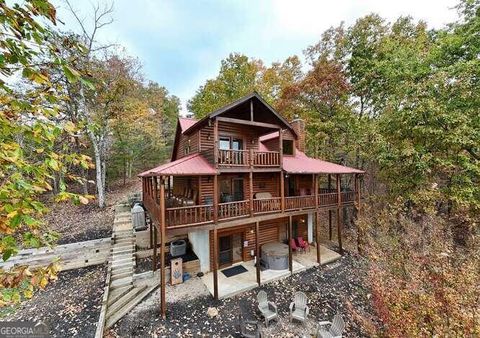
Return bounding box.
[201,244,340,299]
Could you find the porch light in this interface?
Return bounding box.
[207,133,212,140]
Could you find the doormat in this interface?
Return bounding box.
[221,265,248,277]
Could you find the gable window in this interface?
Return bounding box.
[282,140,294,155]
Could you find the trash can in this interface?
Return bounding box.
[131,203,146,231]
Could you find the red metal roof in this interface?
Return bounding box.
[138,153,217,177]
[178,117,198,133]
[283,150,364,174]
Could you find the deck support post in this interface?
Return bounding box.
[316,212,321,265]
[280,172,285,213]
[153,224,157,271]
[149,216,153,249]
[213,175,218,223]
[314,174,320,265]
[160,176,166,319]
[213,227,219,300]
[328,174,332,240]
[288,215,293,275]
[255,221,260,286]
[153,176,158,204]
[249,170,254,217]
[336,174,343,254]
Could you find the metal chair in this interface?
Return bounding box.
[317,314,345,338]
[257,290,278,326]
[289,291,309,323]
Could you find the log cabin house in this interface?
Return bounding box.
[139,92,364,318]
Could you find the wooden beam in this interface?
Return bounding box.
[255,221,260,285]
[213,175,218,223]
[280,172,285,213]
[213,118,218,168]
[249,171,254,217]
[328,174,332,240]
[216,116,281,130]
[153,176,158,204]
[160,177,166,319]
[336,174,343,254]
[149,216,153,249]
[250,99,254,121]
[152,225,157,271]
[316,211,321,265]
[288,215,293,275]
[213,227,219,300]
[314,175,320,265]
[278,128,283,170]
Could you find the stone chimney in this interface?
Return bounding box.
[290,115,305,152]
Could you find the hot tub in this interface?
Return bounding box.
[261,242,289,270]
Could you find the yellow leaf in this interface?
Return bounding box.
[78,196,89,205]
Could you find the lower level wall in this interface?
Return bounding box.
[188,229,210,273]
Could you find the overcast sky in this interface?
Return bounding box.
[53,0,459,113]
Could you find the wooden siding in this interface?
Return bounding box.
[207,215,309,270]
[217,121,259,151]
[253,172,281,197]
[199,124,214,151]
[199,176,214,205]
[175,131,199,160]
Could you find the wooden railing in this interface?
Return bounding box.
[216,148,281,167]
[146,191,358,229]
[285,195,316,210]
[253,197,282,214]
[341,191,355,203]
[166,204,213,228]
[253,151,280,167]
[317,192,338,207]
[218,200,250,220]
[217,149,248,166]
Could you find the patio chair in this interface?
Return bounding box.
[290,238,303,253]
[289,291,309,323]
[257,290,278,326]
[317,314,345,338]
[297,236,310,253]
[237,313,263,338]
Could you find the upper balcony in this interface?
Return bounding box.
[217,149,280,168]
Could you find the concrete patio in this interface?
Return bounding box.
[201,244,341,299]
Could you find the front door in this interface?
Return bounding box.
[219,235,233,267]
[232,178,244,201]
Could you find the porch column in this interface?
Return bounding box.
[279,128,283,169]
[280,172,285,213]
[249,171,254,217]
[153,176,158,204]
[307,213,314,243]
[314,174,320,265]
[213,175,218,223]
[336,174,343,254]
[160,176,166,319]
[152,224,157,271]
[149,216,153,249]
[288,215,293,275]
[328,174,333,240]
[213,227,219,300]
[255,221,261,285]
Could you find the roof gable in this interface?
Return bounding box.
[183,92,297,137]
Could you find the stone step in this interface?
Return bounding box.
[112,252,133,260]
[108,285,133,306]
[114,238,134,243]
[105,284,159,329]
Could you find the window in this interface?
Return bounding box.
[219,136,244,150]
[282,140,294,155]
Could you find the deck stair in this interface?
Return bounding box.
[96,205,159,337]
